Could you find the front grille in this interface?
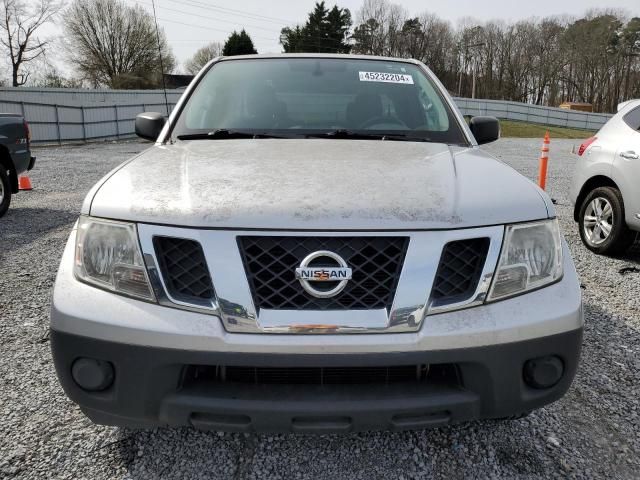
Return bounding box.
[224,365,422,385]
[431,238,490,305]
[238,236,409,311]
[154,236,215,303]
[182,364,460,386]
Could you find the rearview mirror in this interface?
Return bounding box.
[469,116,500,145]
[135,112,166,141]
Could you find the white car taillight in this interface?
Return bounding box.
[577,136,597,156]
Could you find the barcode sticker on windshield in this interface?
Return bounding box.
[359,71,414,84]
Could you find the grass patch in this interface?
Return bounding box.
[499,120,595,139]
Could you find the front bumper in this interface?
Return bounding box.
[51,328,582,433]
[50,225,584,432]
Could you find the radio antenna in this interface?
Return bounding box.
[151,0,170,116]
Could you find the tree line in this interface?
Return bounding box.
[1,0,639,113]
[281,0,640,113]
[0,0,258,89]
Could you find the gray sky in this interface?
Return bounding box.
[43,0,640,74]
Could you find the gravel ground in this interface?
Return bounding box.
[1,138,638,479]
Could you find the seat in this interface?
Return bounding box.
[246,85,290,128]
[346,93,383,128]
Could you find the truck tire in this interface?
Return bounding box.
[578,186,636,255]
[0,168,11,218]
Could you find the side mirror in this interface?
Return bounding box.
[135,112,166,141]
[469,116,500,145]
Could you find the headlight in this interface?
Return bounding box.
[488,219,563,301]
[74,216,155,301]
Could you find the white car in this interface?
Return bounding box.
[571,99,640,255]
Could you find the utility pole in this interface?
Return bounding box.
[469,42,484,99]
[472,61,477,99]
[457,49,465,97]
[457,26,484,98]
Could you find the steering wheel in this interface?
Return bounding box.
[359,116,408,129]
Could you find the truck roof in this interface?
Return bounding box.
[215,53,422,65]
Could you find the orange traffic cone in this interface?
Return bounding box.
[538,132,550,190]
[18,176,33,191]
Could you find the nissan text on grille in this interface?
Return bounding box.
[50,54,583,433]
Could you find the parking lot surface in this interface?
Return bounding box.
[1,138,639,479]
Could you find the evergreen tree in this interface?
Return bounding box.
[280,2,352,53]
[222,29,258,56]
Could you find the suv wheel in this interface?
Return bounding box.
[0,168,11,218]
[578,186,635,255]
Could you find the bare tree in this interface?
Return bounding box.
[352,0,407,56]
[184,42,223,75]
[0,0,63,86]
[350,0,640,112]
[63,0,175,88]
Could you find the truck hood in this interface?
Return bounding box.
[88,139,550,230]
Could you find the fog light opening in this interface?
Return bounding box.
[523,356,564,389]
[71,358,114,392]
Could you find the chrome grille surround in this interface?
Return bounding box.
[431,238,491,306]
[137,225,505,334]
[153,236,215,304]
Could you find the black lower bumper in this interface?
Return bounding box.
[28,155,36,171]
[50,328,582,433]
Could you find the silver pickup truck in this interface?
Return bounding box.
[0,113,35,217]
[51,54,583,433]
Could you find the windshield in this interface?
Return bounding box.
[172,57,467,144]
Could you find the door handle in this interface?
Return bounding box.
[620,151,639,160]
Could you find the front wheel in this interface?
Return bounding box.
[0,168,11,218]
[578,186,635,255]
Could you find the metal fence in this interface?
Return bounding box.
[0,99,177,144]
[454,98,612,131]
[0,87,182,107]
[0,87,182,144]
[0,87,614,144]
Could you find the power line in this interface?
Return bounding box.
[166,0,354,51]
[167,0,356,51]
[135,0,349,52]
[166,0,352,48]
[155,17,345,53]
[166,0,296,25]
[154,15,277,42]
[135,0,282,34]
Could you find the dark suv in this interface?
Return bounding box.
[0,113,35,217]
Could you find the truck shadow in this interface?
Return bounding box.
[621,241,640,265]
[108,299,638,479]
[0,207,77,257]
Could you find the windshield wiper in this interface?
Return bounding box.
[306,129,430,142]
[177,129,289,140]
[178,128,431,142]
